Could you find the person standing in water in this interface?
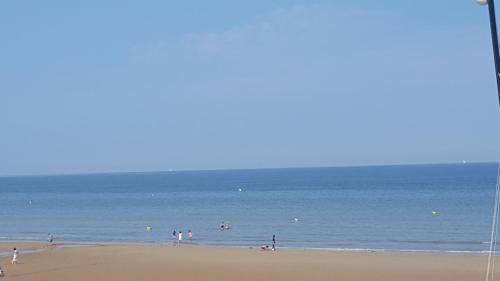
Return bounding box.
[188,230,192,241]
[171,230,177,246]
[11,248,18,264]
[48,233,54,245]
[178,231,183,247]
[272,234,276,251]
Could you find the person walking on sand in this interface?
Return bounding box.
[178,231,183,247]
[188,230,192,241]
[11,248,18,264]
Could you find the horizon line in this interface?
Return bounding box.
[0,160,497,179]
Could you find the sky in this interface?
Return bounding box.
[1,0,500,176]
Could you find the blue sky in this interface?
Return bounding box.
[1,1,500,176]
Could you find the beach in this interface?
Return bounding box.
[1,165,498,280]
[0,243,494,281]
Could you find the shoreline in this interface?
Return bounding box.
[0,241,495,257]
[0,161,493,179]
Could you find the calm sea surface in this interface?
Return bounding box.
[0,163,498,253]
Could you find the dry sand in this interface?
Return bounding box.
[0,243,496,281]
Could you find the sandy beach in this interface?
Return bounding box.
[0,243,495,281]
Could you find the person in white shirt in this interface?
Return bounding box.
[11,248,18,264]
[178,231,183,247]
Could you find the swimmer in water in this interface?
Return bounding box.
[220,222,230,230]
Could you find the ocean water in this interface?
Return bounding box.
[0,163,498,253]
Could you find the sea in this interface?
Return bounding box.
[0,163,498,254]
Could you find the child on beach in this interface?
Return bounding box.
[11,248,18,264]
[188,230,192,240]
[178,231,183,246]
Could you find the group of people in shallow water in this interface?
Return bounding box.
[220,222,230,231]
[171,229,193,246]
[170,221,232,246]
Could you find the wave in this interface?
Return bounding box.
[278,247,496,255]
[385,239,489,245]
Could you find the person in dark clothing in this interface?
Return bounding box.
[171,230,177,245]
